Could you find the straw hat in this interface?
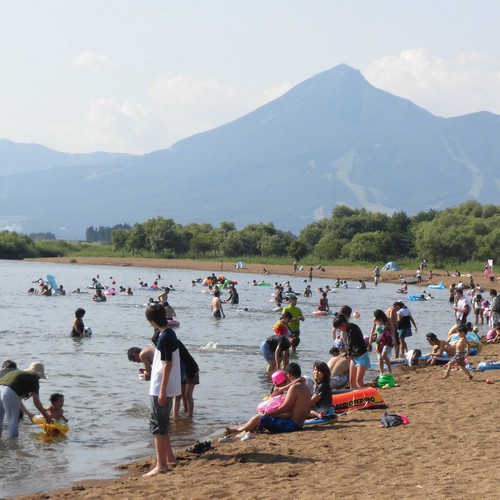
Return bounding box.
[26,361,48,379]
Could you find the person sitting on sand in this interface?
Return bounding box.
[327,347,350,389]
[309,362,333,419]
[425,333,456,365]
[486,323,500,343]
[127,346,155,381]
[446,322,473,341]
[443,325,473,380]
[45,393,68,422]
[225,362,311,435]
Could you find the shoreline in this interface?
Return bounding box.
[25,256,496,290]
[13,256,500,499]
[14,342,500,499]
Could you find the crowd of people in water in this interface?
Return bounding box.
[2,263,499,478]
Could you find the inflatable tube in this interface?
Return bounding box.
[167,319,180,328]
[313,310,333,316]
[303,410,337,427]
[104,289,119,296]
[449,332,481,348]
[256,282,272,286]
[138,286,157,291]
[332,387,386,412]
[46,274,62,295]
[428,281,445,289]
[408,294,425,301]
[476,361,500,371]
[32,416,69,437]
[257,394,286,414]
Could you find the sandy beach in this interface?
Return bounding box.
[26,256,496,290]
[14,340,500,500]
[13,257,500,499]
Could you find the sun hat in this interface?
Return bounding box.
[271,370,287,386]
[26,361,48,379]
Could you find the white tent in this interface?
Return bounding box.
[382,261,401,271]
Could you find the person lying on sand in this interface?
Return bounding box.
[225,362,311,435]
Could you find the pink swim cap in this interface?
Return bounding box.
[271,370,287,386]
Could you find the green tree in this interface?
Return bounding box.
[315,234,345,260]
[341,231,392,262]
[288,240,308,261]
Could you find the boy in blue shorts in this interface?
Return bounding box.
[224,363,311,435]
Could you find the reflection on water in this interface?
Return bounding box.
[0,260,464,496]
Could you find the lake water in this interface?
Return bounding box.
[0,260,467,497]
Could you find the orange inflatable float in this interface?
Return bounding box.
[332,387,386,412]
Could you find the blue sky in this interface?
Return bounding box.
[1,0,500,154]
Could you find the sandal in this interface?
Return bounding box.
[186,440,212,454]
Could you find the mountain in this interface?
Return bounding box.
[0,64,499,240]
[0,139,135,176]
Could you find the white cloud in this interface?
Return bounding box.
[72,51,115,72]
[261,82,294,102]
[365,48,500,117]
[149,75,242,141]
[81,97,154,151]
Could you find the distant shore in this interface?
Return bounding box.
[26,256,496,290]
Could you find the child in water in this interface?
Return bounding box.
[45,393,68,422]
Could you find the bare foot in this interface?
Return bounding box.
[142,465,169,477]
[225,427,240,435]
[442,374,449,379]
[468,374,473,380]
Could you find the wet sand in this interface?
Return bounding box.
[14,340,500,499]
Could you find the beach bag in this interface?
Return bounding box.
[380,413,410,428]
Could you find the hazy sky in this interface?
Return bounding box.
[2,1,500,154]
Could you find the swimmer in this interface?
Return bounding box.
[70,308,86,337]
[211,290,225,318]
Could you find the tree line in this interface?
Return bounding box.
[0,200,497,264]
[107,200,499,265]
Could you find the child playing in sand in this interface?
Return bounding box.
[443,326,473,380]
[45,393,68,422]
